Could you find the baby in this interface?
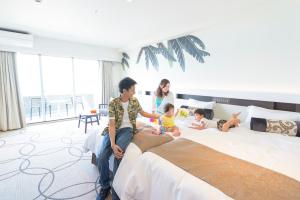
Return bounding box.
[189,108,212,130]
[157,103,180,136]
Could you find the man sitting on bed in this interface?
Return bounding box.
[96,77,160,200]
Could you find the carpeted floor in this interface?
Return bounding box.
[0,120,105,200]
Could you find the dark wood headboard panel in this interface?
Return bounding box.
[145,91,300,113]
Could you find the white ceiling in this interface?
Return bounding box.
[0,0,269,50]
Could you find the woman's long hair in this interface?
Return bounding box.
[156,79,170,98]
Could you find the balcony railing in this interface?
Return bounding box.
[23,94,94,123]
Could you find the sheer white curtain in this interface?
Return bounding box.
[0,51,26,132]
[101,61,114,104]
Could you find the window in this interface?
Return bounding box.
[74,59,101,112]
[17,54,102,123]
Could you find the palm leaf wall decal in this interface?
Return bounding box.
[178,36,205,63]
[136,45,160,71]
[144,49,150,70]
[147,45,160,71]
[157,43,176,62]
[136,47,145,64]
[121,58,129,69]
[122,52,130,59]
[167,41,175,67]
[187,35,206,49]
[168,39,186,71]
[121,52,130,70]
[136,35,210,71]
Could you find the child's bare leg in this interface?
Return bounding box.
[229,112,241,127]
[232,112,241,119]
[172,126,181,136]
[221,115,240,132]
[151,128,160,135]
[232,118,240,126]
[221,121,231,132]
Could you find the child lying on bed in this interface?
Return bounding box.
[190,109,240,132]
[217,112,240,132]
[189,109,215,130]
[153,103,181,136]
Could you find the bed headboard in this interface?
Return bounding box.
[145,91,300,113]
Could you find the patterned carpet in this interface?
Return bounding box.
[0,120,103,200]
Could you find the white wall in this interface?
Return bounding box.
[125,1,300,104]
[0,36,121,61]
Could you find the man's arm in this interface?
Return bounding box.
[108,119,116,147]
[108,119,123,159]
[140,110,160,119]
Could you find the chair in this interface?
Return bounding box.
[30,97,41,120]
[74,96,84,110]
[65,97,73,116]
[44,98,53,118]
[99,103,108,116]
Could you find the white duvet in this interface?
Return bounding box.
[113,126,300,200]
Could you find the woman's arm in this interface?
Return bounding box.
[168,91,174,105]
[152,92,156,113]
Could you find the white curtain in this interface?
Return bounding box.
[0,51,26,132]
[101,61,114,104]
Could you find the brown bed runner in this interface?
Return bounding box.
[148,138,300,200]
[132,131,173,153]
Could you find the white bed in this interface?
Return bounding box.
[82,123,117,170]
[113,125,300,200]
[82,103,300,200]
[82,117,152,169]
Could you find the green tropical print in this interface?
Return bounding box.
[102,96,142,135]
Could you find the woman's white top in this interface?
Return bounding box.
[152,91,174,114]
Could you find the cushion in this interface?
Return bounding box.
[245,106,300,128]
[250,117,300,137]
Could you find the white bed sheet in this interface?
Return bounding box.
[82,126,116,170]
[113,126,300,200]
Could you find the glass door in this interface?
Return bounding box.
[73,59,101,115]
[17,54,43,123]
[17,54,103,123]
[41,56,74,121]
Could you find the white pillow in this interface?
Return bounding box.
[175,99,189,109]
[187,98,216,109]
[244,105,300,128]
